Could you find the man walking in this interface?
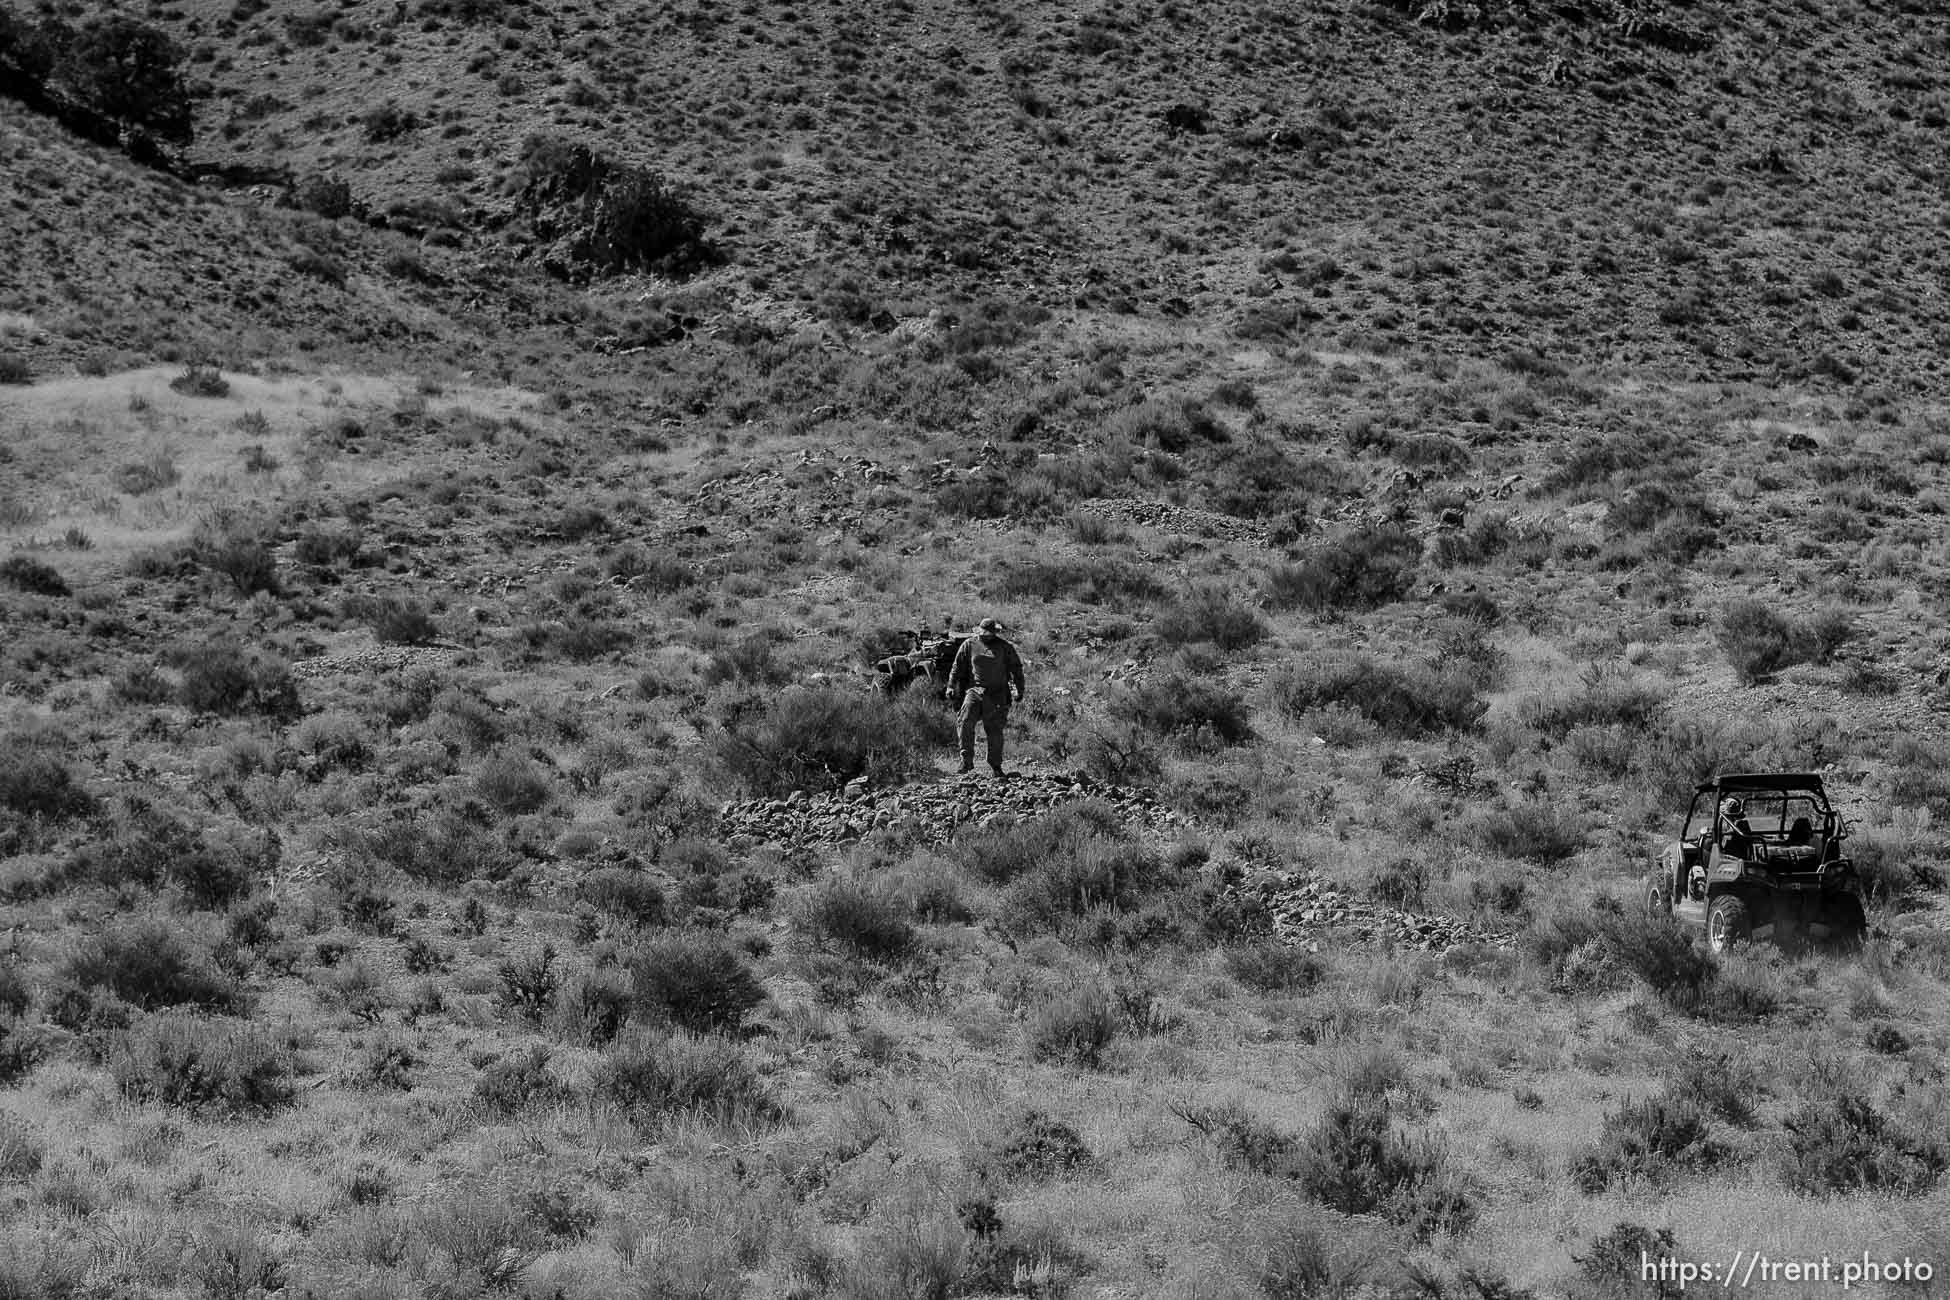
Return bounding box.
[946,616,1025,777]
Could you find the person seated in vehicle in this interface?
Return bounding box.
[1718,797,1756,859]
[1787,816,1813,847]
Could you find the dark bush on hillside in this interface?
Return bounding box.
[1265,524,1421,614]
[0,739,94,822]
[516,617,632,662]
[198,536,278,595]
[473,1045,570,1116]
[578,868,667,927]
[1579,1223,1684,1300]
[291,172,353,218]
[593,1032,781,1130]
[1472,800,1586,862]
[59,15,194,143]
[976,1109,1097,1181]
[717,686,953,795]
[508,133,716,276]
[1223,943,1327,994]
[1110,671,1251,746]
[64,922,245,1013]
[1520,668,1667,740]
[703,633,791,687]
[1782,1096,1946,1196]
[1268,652,1484,737]
[952,800,1129,886]
[1572,1095,1727,1192]
[1025,988,1121,1068]
[474,752,552,816]
[1002,835,1173,935]
[61,809,259,909]
[1108,397,1227,453]
[798,879,918,966]
[175,644,298,718]
[1295,1093,1475,1240]
[168,361,229,398]
[353,809,516,884]
[111,1013,289,1114]
[1155,585,1266,651]
[370,598,439,646]
[988,557,1164,605]
[294,524,362,568]
[1717,600,1852,684]
[628,932,767,1035]
[0,555,67,596]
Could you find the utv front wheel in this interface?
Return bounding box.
[1707,895,1751,954]
[1646,872,1672,918]
[1824,896,1867,950]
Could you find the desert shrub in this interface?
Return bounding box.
[1884,738,1950,820]
[1268,652,1484,737]
[1025,987,1121,1068]
[474,752,552,816]
[197,534,278,595]
[1472,799,1586,862]
[952,801,1126,886]
[1073,721,1166,786]
[472,1045,570,1116]
[517,616,632,662]
[293,524,362,568]
[350,1038,417,1091]
[1000,834,1172,935]
[1154,585,1266,650]
[703,632,790,687]
[1571,1094,1727,1192]
[0,1114,43,1179]
[1520,668,1667,740]
[291,710,372,776]
[628,932,767,1034]
[354,809,515,884]
[110,1012,289,1114]
[1578,1223,1683,1300]
[717,686,954,795]
[64,923,245,1012]
[578,868,667,927]
[1782,1095,1946,1196]
[555,971,633,1047]
[508,133,715,275]
[1223,942,1326,994]
[976,1109,1096,1181]
[0,355,29,385]
[1664,1050,1762,1128]
[1294,1093,1475,1240]
[370,598,438,645]
[1109,670,1251,746]
[798,879,917,966]
[0,555,67,597]
[1717,600,1852,684]
[175,644,299,718]
[62,809,261,909]
[113,452,179,495]
[291,172,353,218]
[1107,396,1226,453]
[593,1032,782,1130]
[60,15,194,141]
[988,557,1164,605]
[495,944,558,1022]
[1174,1099,1301,1176]
[1264,523,1420,614]
[0,739,94,822]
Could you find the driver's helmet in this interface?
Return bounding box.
[1720,797,1745,821]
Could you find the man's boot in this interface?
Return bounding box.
[989,764,1006,779]
[958,759,975,774]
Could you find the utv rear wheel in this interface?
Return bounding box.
[1707,895,1751,954]
[1646,872,1672,918]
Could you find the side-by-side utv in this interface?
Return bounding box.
[1647,773,1866,953]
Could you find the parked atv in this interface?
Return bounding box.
[871,629,969,703]
[1647,773,1866,953]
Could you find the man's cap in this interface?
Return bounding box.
[978,617,1003,632]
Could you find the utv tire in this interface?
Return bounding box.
[1645,871,1672,918]
[1707,895,1751,954]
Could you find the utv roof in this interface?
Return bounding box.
[1694,773,1826,793]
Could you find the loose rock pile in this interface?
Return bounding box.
[716,772,1190,850]
[290,645,458,680]
[1245,866,1518,952]
[1074,497,1267,543]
